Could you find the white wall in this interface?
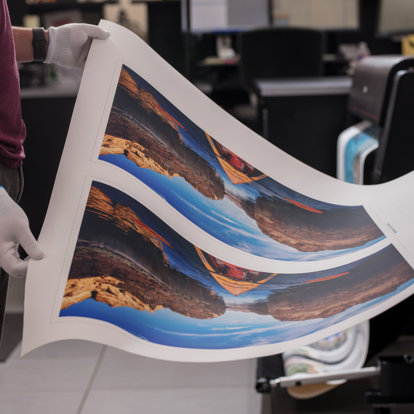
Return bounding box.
[273,0,358,29]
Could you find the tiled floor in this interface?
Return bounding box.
[2,277,414,414]
[0,277,262,414]
[0,338,263,414]
[2,324,414,414]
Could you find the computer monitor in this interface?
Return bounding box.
[377,0,414,36]
[185,0,272,33]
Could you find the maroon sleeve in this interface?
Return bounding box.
[0,0,26,168]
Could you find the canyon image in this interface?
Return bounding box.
[99,65,383,254]
[61,184,226,319]
[249,247,414,321]
[101,68,225,201]
[253,196,383,251]
[61,183,414,335]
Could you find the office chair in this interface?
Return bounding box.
[230,27,324,131]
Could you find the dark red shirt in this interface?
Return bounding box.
[0,0,25,168]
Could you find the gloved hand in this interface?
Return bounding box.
[0,187,44,278]
[44,23,110,69]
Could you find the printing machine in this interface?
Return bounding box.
[256,55,414,413]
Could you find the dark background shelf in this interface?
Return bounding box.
[26,1,117,14]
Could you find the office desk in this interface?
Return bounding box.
[255,77,352,177]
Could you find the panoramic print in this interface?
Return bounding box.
[98,65,384,261]
[60,182,414,350]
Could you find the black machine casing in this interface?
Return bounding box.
[348,55,414,183]
[372,69,414,183]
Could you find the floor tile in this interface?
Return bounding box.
[8,339,103,361]
[81,386,262,414]
[0,358,96,393]
[92,346,257,389]
[0,342,102,393]
[0,390,84,414]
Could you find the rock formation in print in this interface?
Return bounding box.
[253,196,383,251]
[101,67,225,200]
[102,65,383,253]
[249,248,414,320]
[62,185,226,319]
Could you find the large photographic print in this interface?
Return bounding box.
[99,66,384,261]
[22,21,414,362]
[60,182,414,350]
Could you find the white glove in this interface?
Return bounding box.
[0,187,44,278]
[44,23,110,69]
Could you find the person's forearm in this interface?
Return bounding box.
[12,27,49,63]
